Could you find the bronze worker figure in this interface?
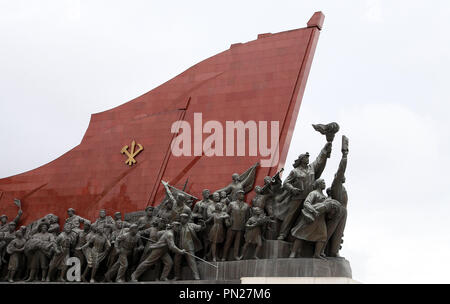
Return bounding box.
[205,202,229,262]
[6,230,26,282]
[131,223,186,282]
[105,224,143,282]
[77,226,111,283]
[174,213,204,280]
[222,190,250,261]
[46,224,74,282]
[24,222,55,282]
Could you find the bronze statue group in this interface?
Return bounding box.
[0,122,349,283]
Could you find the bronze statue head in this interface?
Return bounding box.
[129,224,138,235]
[313,178,326,190]
[212,192,220,202]
[38,222,49,233]
[180,213,189,225]
[232,173,240,182]
[215,202,223,211]
[15,229,23,238]
[145,206,154,216]
[63,223,72,233]
[114,212,122,221]
[67,208,76,216]
[8,221,16,232]
[177,193,187,204]
[202,189,210,199]
[255,185,262,194]
[236,190,245,201]
[293,152,310,168]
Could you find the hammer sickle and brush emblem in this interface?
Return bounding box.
[121,140,144,166]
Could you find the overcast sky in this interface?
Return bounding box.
[1,0,449,283]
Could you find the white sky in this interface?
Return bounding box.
[1,0,449,283]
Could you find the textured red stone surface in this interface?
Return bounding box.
[0,12,324,226]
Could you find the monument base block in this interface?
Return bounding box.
[241,277,359,284]
[179,257,352,281]
[139,240,352,282]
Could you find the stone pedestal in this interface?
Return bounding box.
[179,257,352,281]
[241,277,359,284]
[140,240,352,281]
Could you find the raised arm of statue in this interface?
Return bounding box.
[215,163,259,195]
[12,208,23,225]
[332,154,347,190]
[216,184,233,197]
[162,181,177,205]
[311,142,331,178]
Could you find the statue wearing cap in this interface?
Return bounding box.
[113,211,131,230]
[131,221,185,282]
[92,209,115,239]
[24,222,55,282]
[105,224,143,283]
[173,213,204,280]
[65,208,88,234]
[0,199,23,233]
[222,189,250,261]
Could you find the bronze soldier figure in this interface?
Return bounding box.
[92,209,115,239]
[137,206,154,231]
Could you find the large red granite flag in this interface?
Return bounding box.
[0,12,325,225]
